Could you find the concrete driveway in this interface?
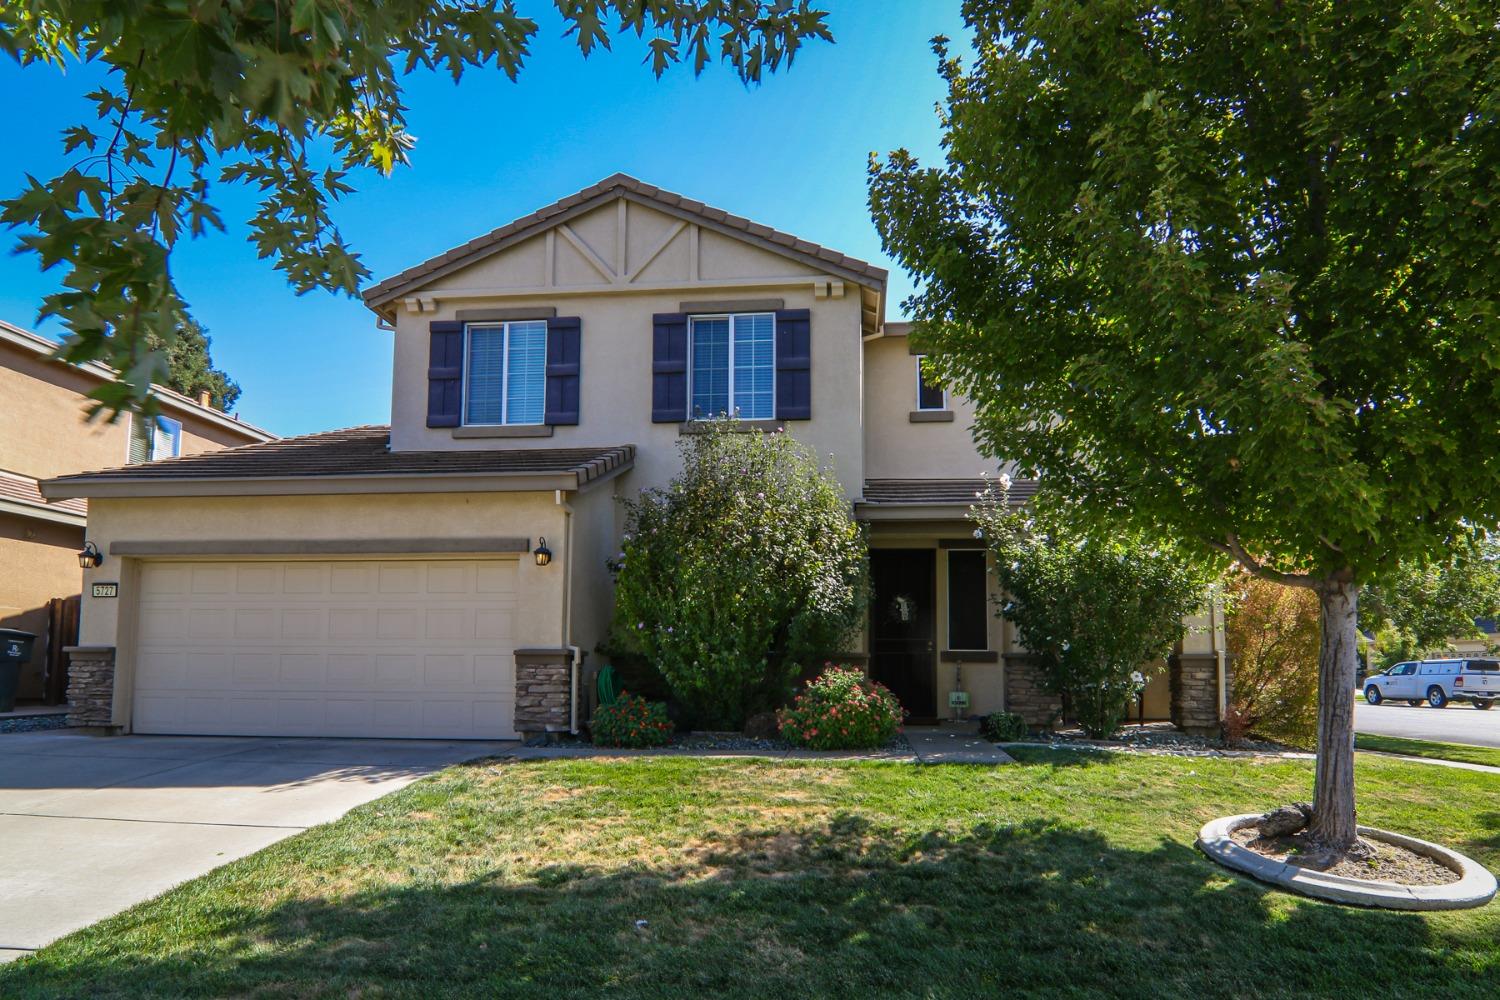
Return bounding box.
[1356,700,1500,748]
[0,731,513,962]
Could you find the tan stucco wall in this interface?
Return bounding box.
[0,342,268,481]
[565,475,628,662]
[385,199,869,496]
[863,335,998,481]
[0,512,84,698]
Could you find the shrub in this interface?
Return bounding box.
[610,422,868,729]
[589,693,673,748]
[1224,572,1320,748]
[974,483,1211,739]
[778,666,904,750]
[980,711,1029,743]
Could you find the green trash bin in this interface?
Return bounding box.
[0,629,37,713]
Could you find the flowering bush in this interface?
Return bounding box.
[610,421,868,729]
[972,483,1210,739]
[778,666,904,750]
[589,693,673,748]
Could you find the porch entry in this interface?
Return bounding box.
[869,548,937,723]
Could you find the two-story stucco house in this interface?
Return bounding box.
[43,175,1227,740]
[2,319,275,703]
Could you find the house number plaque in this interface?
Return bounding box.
[91,582,119,599]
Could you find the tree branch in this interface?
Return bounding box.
[1208,534,1315,589]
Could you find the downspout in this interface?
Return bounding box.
[557,489,580,735]
[1213,586,1228,719]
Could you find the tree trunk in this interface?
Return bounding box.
[1309,576,1360,850]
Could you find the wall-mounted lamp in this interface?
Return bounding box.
[78,541,104,569]
[533,537,552,567]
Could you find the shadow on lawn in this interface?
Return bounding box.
[3,813,1487,1000]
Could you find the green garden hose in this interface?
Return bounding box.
[597,664,619,706]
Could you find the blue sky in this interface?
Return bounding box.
[1,2,965,436]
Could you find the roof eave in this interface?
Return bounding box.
[0,496,87,527]
[41,459,634,502]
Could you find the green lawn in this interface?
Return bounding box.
[4,750,1499,999]
[1357,732,1500,769]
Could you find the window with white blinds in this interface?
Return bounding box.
[689,313,774,420]
[464,321,548,425]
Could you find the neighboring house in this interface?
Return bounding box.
[43,175,1226,739]
[1,320,275,702]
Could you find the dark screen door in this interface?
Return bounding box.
[869,548,937,721]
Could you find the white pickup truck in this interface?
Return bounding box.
[1364,658,1500,709]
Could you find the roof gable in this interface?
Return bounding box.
[362,174,887,312]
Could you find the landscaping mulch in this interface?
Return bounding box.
[0,714,69,734]
[527,730,913,754]
[1230,827,1460,886]
[1022,723,1301,759]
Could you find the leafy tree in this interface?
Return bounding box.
[1,2,831,415]
[973,485,1209,739]
[870,1,1500,851]
[1224,573,1320,749]
[1362,533,1500,653]
[610,424,867,730]
[147,318,241,411]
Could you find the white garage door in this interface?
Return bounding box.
[131,559,518,739]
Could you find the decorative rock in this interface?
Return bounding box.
[1256,802,1313,839]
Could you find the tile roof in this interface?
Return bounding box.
[43,426,635,491]
[861,478,1039,506]
[0,469,87,518]
[362,173,888,308]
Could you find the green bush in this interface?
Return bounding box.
[777,666,904,750]
[610,422,868,729]
[589,694,673,748]
[980,711,1029,743]
[974,484,1210,739]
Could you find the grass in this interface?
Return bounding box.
[4,750,1500,999]
[1356,732,1500,769]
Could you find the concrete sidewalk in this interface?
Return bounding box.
[0,731,513,962]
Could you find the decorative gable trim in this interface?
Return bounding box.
[362,174,888,313]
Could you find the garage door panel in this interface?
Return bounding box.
[283,564,327,594]
[132,559,517,739]
[282,609,326,640]
[330,564,374,594]
[190,566,232,595]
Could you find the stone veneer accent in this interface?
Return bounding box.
[1170,653,1226,737]
[514,648,575,735]
[64,646,116,728]
[1002,652,1063,729]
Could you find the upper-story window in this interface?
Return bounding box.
[129,414,181,464]
[464,320,547,425]
[916,355,947,411]
[689,312,775,420]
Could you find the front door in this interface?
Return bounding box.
[869,549,937,723]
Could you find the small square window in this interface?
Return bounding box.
[129,413,182,463]
[689,313,775,420]
[464,321,547,426]
[916,356,947,411]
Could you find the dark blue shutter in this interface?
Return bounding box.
[652,313,689,422]
[774,308,811,420]
[545,316,581,425]
[427,321,465,428]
